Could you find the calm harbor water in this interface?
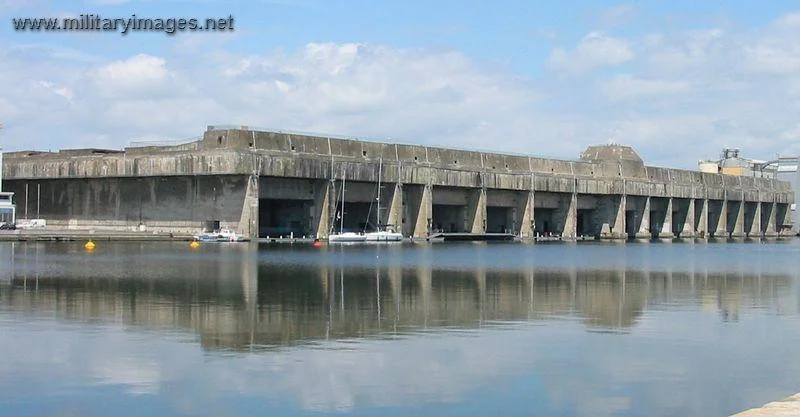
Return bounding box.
[1,240,800,417]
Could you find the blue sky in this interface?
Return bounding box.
[2,0,800,168]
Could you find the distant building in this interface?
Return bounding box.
[699,147,799,234]
[698,160,720,174]
[698,148,778,178]
[0,193,14,224]
[0,145,16,224]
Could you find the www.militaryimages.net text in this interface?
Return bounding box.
[12,14,234,35]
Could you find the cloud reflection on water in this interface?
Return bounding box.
[0,241,799,416]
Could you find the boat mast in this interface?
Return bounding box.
[376,157,382,231]
[340,174,346,234]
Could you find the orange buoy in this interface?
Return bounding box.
[312,240,323,247]
[84,240,96,250]
[189,241,200,249]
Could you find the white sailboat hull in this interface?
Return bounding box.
[364,231,404,242]
[328,232,367,243]
[193,228,248,242]
[329,159,405,243]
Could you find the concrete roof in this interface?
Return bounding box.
[580,144,644,164]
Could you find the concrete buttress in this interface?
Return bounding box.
[711,199,727,238]
[657,198,674,239]
[312,180,332,238]
[678,198,695,238]
[386,183,403,232]
[599,194,625,239]
[404,184,432,239]
[728,197,745,238]
[466,188,487,234]
[516,190,534,238]
[695,199,708,239]
[763,202,777,237]
[237,174,259,239]
[555,193,577,239]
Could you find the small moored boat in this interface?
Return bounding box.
[327,173,368,244]
[193,228,248,242]
[364,227,403,242]
[362,159,405,243]
[328,231,367,243]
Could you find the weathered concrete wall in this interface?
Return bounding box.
[1,128,794,240]
[4,175,247,233]
[5,128,790,204]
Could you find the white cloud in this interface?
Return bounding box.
[787,78,800,97]
[93,53,171,96]
[35,80,75,101]
[773,12,800,29]
[645,29,725,73]
[4,10,800,168]
[90,358,162,395]
[0,41,555,154]
[598,4,639,28]
[600,75,688,102]
[0,0,42,13]
[547,31,634,74]
[742,41,800,74]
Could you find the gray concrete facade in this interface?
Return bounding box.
[1,127,794,240]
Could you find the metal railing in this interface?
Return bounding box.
[127,136,201,148]
[206,124,573,161]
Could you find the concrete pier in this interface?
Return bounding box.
[0,127,793,240]
[731,393,800,416]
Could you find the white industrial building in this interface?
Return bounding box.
[0,144,16,225]
[700,147,798,234]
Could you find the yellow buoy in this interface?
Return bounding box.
[84,240,96,250]
[189,241,200,249]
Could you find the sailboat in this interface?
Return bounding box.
[328,174,367,243]
[365,158,404,242]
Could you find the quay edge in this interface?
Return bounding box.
[731,393,800,416]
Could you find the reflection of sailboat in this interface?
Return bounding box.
[365,158,403,242]
[376,266,382,330]
[329,174,367,243]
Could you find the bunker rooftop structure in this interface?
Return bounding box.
[0,126,794,240]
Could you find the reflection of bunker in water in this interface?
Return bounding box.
[0,243,794,351]
[0,243,13,284]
